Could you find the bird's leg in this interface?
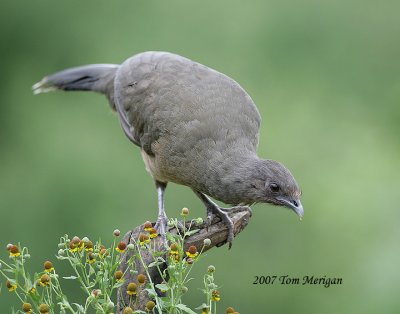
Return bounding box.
[193,190,235,249]
[154,181,168,243]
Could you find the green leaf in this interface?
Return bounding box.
[56,255,70,260]
[69,257,80,264]
[157,257,166,263]
[195,303,209,310]
[176,304,197,314]
[185,229,200,236]
[88,266,96,276]
[148,261,162,268]
[63,276,78,280]
[113,281,124,289]
[2,268,14,273]
[145,288,158,298]
[73,303,85,313]
[155,283,169,291]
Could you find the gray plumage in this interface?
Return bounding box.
[34,51,303,247]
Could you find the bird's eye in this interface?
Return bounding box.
[269,183,280,192]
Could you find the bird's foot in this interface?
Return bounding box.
[206,205,236,249]
[154,215,168,245]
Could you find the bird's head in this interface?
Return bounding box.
[246,159,303,218]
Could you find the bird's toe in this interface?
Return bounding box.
[154,216,168,243]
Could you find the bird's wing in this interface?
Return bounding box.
[114,96,141,147]
[114,52,261,155]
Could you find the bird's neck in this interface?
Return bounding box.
[210,153,266,205]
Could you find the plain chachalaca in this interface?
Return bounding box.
[33,51,303,248]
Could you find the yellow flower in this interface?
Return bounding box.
[211,290,220,302]
[186,245,198,258]
[139,233,150,246]
[85,241,93,252]
[22,303,32,313]
[99,245,108,258]
[69,236,84,252]
[149,228,158,239]
[202,309,209,314]
[169,243,180,261]
[87,252,96,264]
[115,270,124,282]
[6,279,17,292]
[39,274,51,287]
[116,242,127,253]
[29,287,36,294]
[169,243,179,255]
[159,281,168,292]
[126,282,137,295]
[69,242,77,252]
[226,307,235,314]
[44,261,54,272]
[143,221,153,232]
[8,245,20,258]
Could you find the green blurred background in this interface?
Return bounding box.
[1,0,399,313]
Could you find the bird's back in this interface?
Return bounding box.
[114,52,261,189]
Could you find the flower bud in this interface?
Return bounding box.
[181,207,189,216]
[71,236,81,244]
[137,274,146,284]
[195,217,204,225]
[146,301,156,312]
[115,270,124,281]
[39,304,50,313]
[123,307,134,314]
[113,229,121,237]
[208,265,215,273]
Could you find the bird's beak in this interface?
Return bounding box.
[277,197,304,219]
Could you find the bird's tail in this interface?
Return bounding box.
[32,64,119,96]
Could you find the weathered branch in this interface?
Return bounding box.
[116,206,252,313]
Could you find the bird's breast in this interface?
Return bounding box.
[140,149,168,183]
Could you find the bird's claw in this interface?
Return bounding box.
[206,211,216,231]
[154,216,168,245]
[207,206,235,249]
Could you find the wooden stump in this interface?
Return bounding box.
[116,207,252,313]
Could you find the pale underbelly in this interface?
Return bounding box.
[140,149,169,183]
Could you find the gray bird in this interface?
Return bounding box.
[33,51,303,247]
